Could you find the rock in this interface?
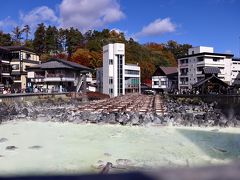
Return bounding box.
[9,106,18,116]
[130,113,140,125]
[17,114,26,118]
[22,108,29,117]
[87,113,100,123]
[104,113,116,124]
[141,113,152,124]
[153,116,163,125]
[219,116,228,127]
[6,146,18,150]
[116,113,130,125]
[104,153,112,157]
[116,159,133,166]
[213,146,227,153]
[29,145,42,149]
[0,138,8,143]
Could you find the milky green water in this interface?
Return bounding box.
[0,121,240,176]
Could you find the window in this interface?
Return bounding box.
[192,51,194,55]
[109,77,113,84]
[125,70,139,75]
[109,88,113,94]
[12,64,20,70]
[154,81,159,85]
[109,59,113,65]
[12,53,19,59]
[26,53,31,60]
[161,81,166,85]
[197,67,203,71]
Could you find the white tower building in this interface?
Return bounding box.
[100,43,140,97]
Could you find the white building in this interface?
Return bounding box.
[231,58,240,86]
[152,66,178,92]
[178,46,234,91]
[97,43,141,97]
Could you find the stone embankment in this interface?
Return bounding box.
[0,94,239,127]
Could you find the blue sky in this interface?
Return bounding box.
[0,0,239,56]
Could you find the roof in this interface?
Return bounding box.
[27,58,92,72]
[192,75,229,88]
[203,67,220,74]
[0,46,10,52]
[3,46,36,53]
[159,66,177,75]
[179,52,234,59]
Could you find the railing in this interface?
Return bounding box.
[180,73,188,76]
[179,82,188,85]
[46,73,74,78]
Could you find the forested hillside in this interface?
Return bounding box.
[0,24,192,81]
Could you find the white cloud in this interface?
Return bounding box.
[0,16,17,31]
[20,6,59,29]
[59,0,125,31]
[136,18,176,37]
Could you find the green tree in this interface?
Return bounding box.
[165,40,192,59]
[0,31,13,46]
[33,23,46,55]
[45,25,58,54]
[66,27,83,58]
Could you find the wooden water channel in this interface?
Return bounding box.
[73,94,166,115]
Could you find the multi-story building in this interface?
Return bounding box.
[27,58,92,92]
[97,43,141,97]
[178,46,234,92]
[4,46,40,90]
[0,47,12,90]
[152,66,178,92]
[231,58,240,87]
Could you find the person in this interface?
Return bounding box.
[34,86,39,93]
[3,89,8,94]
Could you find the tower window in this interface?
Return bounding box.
[109,59,113,65]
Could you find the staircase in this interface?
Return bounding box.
[76,75,84,92]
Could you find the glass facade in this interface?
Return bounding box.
[117,55,123,95]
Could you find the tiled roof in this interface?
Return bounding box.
[27,58,92,72]
[159,66,178,75]
[3,46,35,53]
[192,75,228,88]
[0,46,10,52]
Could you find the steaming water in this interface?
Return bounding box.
[0,120,240,176]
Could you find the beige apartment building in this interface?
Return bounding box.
[4,46,40,90]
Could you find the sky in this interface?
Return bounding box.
[0,0,239,56]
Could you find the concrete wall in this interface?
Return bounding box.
[0,93,69,103]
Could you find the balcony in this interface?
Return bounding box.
[179,63,188,67]
[180,72,188,76]
[45,77,75,82]
[179,82,188,85]
[46,73,74,78]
